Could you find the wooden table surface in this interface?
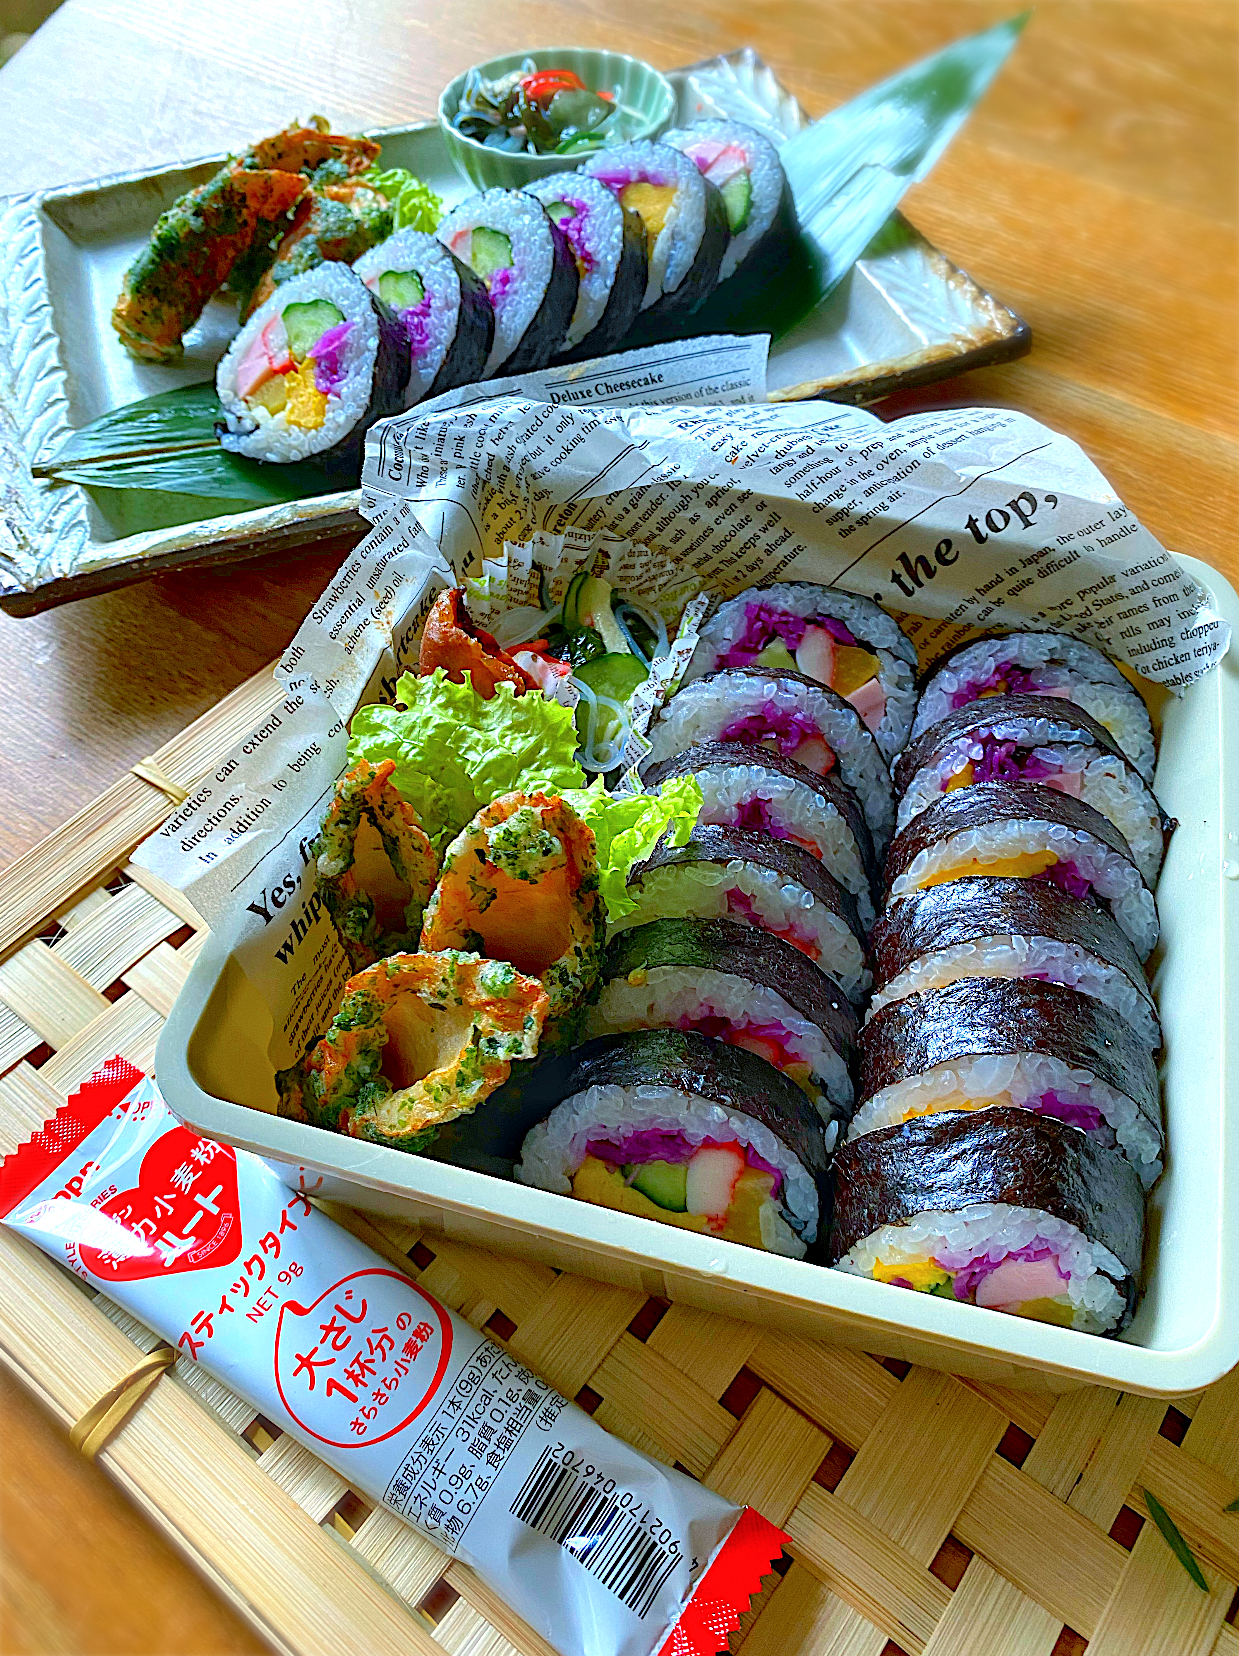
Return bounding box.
[0,0,1235,1650]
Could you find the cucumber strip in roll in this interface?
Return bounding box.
[663,119,798,288]
[354,229,493,407]
[642,741,880,929]
[618,824,871,1005]
[438,190,578,376]
[854,976,1162,1186]
[523,174,647,361]
[894,693,1171,885]
[914,631,1156,783]
[685,582,917,762]
[588,917,858,1138]
[646,666,894,849]
[869,876,1160,1048]
[581,140,729,320]
[830,1108,1145,1336]
[516,1028,830,1256]
[216,264,409,471]
[883,781,1158,961]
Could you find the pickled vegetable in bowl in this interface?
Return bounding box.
[451,57,646,156]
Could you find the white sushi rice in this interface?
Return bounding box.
[897,742,1164,884]
[614,860,871,1003]
[685,583,918,762]
[524,175,623,353]
[438,190,555,376]
[888,818,1159,960]
[217,265,379,461]
[649,672,895,848]
[690,761,876,927]
[516,1081,817,1252]
[587,964,854,1119]
[583,142,707,309]
[354,230,462,407]
[836,1203,1128,1334]
[867,935,1160,1049]
[849,1050,1162,1186]
[914,633,1155,782]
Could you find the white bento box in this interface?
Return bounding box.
[156,551,1239,1398]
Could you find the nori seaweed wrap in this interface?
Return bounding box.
[516,1028,830,1256]
[854,976,1162,1184]
[830,1108,1145,1335]
[523,174,647,361]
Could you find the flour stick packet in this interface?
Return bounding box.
[0,1058,785,1656]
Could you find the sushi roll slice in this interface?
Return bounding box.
[915,631,1156,784]
[869,877,1160,1050]
[523,174,647,361]
[581,140,729,320]
[646,666,895,849]
[663,119,797,287]
[615,824,871,1005]
[642,741,879,930]
[894,694,1170,886]
[438,190,578,376]
[883,781,1159,961]
[354,230,493,407]
[586,918,858,1138]
[216,264,409,471]
[516,1029,830,1256]
[830,1109,1144,1334]
[685,583,917,762]
[853,976,1162,1186]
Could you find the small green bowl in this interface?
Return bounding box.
[438,46,677,192]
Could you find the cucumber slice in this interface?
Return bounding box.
[470,226,513,277]
[281,299,345,362]
[544,200,574,225]
[629,1159,688,1212]
[753,638,799,673]
[561,570,590,629]
[720,170,752,234]
[377,269,425,311]
[577,576,627,654]
[573,651,650,750]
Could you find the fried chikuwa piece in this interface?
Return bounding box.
[276,949,548,1152]
[112,162,307,361]
[315,759,438,971]
[240,181,394,318]
[418,587,539,698]
[244,119,379,180]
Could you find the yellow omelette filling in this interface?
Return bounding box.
[248,358,327,428]
[916,850,1058,889]
[620,182,677,255]
[896,1094,1007,1123]
[572,1155,775,1251]
[871,1259,1075,1326]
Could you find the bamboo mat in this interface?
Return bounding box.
[2,663,1239,1656]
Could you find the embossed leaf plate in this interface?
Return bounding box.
[0,51,1029,615]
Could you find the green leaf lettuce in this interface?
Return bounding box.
[361,168,443,232]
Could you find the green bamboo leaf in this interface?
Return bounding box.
[37,381,222,472]
[47,445,337,505]
[1143,1489,1209,1591]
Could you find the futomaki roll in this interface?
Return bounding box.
[883,781,1159,960]
[685,583,917,761]
[516,1029,831,1256]
[586,918,858,1136]
[581,140,729,320]
[853,977,1163,1185]
[523,174,646,360]
[830,1109,1145,1334]
[437,190,578,375]
[216,264,409,470]
[353,230,493,406]
[642,742,880,929]
[615,824,871,1004]
[645,667,895,848]
[663,119,797,286]
[869,877,1160,1050]
[894,694,1170,885]
[915,631,1156,784]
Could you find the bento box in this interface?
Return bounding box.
[157,549,1239,1399]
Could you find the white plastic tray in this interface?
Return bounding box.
[157,551,1239,1397]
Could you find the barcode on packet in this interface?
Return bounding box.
[510,1447,677,1617]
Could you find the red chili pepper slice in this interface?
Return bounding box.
[519,68,587,105]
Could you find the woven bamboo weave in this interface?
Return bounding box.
[1,663,1238,1656]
